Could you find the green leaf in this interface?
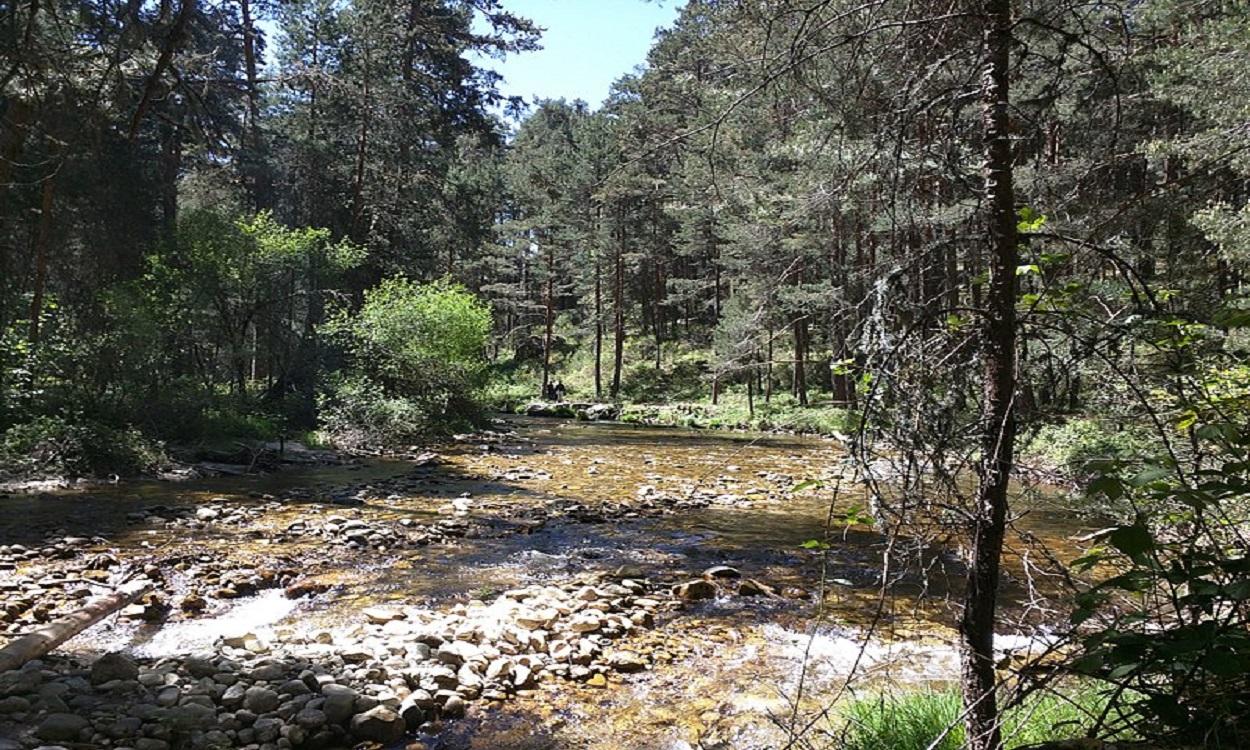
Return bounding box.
[1108,525,1154,557]
[800,539,830,551]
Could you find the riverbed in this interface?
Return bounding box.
[0,417,1092,749]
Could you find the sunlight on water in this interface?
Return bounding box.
[130,590,298,658]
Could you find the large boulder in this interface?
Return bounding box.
[36,713,90,742]
[90,652,139,685]
[349,706,406,743]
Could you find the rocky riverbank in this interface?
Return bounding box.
[0,563,789,750]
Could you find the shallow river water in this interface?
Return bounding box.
[0,417,1094,750]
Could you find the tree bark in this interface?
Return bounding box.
[611,225,625,399]
[0,581,152,673]
[542,243,555,394]
[960,3,1018,750]
[27,170,56,347]
[238,0,268,208]
[127,0,196,141]
[792,317,809,406]
[594,258,603,400]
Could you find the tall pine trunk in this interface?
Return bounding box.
[27,171,56,347]
[594,259,603,399]
[960,2,1018,749]
[542,244,555,394]
[611,226,625,399]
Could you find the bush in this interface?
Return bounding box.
[317,375,436,449]
[321,277,492,446]
[1,415,165,478]
[1070,439,1250,747]
[1020,418,1151,479]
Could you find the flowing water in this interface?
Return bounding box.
[0,416,1094,749]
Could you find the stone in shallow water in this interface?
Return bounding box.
[738,578,776,597]
[703,565,742,580]
[350,705,406,743]
[362,606,404,624]
[607,650,646,673]
[673,579,717,600]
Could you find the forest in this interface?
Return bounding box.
[2,0,1249,749]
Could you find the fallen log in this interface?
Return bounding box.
[0,580,152,673]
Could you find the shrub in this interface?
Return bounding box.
[1020,418,1151,479]
[1069,440,1250,747]
[0,415,165,478]
[316,374,436,449]
[321,277,492,446]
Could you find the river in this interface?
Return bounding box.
[0,416,1092,749]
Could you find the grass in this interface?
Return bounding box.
[834,687,1131,750]
[620,391,860,436]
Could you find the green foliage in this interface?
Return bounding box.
[316,374,438,449]
[1019,418,1152,481]
[322,278,492,446]
[835,687,1123,750]
[0,416,165,479]
[619,393,859,435]
[1071,437,1250,746]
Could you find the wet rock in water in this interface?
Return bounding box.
[90,652,139,685]
[178,593,207,613]
[441,694,467,718]
[737,578,777,597]
[399,695,425,729]
[285,579,331,598]
[673,579,717,600]
[363,606,404,624]
[586,673,608,688]
[607,650,646,673]
[350,705,406,743]
[36,712,89,741]
[703,565,741,580]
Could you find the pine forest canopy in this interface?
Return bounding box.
[4,1,1250,748]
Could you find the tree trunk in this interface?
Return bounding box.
[27,170,56,348]
[0,581,153,673]
[349,59,371,242]
[960,3,1018,750]
[239,0,268,208]
[127,0,196,141]
[594,259,603,400]
[765,328,774,404]
[747,360,755,417]
[611,227,625,399]
[542,244,555,394]
[792,317,809,406]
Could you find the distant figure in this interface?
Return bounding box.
[553,380,567,401]
[543,382,556,401]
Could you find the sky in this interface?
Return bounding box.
[477,0,682,110]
